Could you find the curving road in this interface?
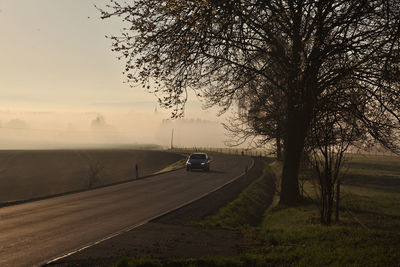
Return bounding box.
[0,153,252,267]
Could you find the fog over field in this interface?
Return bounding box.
[0,1,232,149]
[0,108,227,149]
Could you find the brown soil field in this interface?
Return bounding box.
[0,149,184,204]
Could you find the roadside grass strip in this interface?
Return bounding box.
[113,256,264,267]
[189,160,275,228]
[153,158,187,174]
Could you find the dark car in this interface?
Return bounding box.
[186,153,210,172]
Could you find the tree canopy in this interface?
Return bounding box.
[100,0,400,205]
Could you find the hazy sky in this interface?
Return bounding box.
[0,0,215,112]
[1,1,124,108]
[0,1,230,148]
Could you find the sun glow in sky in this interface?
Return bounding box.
[0,0,229,148]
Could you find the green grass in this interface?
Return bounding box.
[114,154,400,266]
[112,256,265,267]
[248,154,400,266]
[189,160,275,228]
[253,199,400,266]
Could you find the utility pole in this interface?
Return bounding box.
[171,128,174,149]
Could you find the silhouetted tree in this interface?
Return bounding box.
[91,114,106,129]
[306,87,361,225]
[224,72,285,160]
[99,0,400,205]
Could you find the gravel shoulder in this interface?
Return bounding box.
[47,156,265,267]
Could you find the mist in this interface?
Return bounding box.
[0,109,228,149]
[0,0,231,150]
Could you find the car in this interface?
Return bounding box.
[186,152,210,172]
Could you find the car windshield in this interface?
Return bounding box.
[190,154,206,159]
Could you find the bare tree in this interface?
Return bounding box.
[77,151,105,189]
[86,160,104,189]
[99,0,400,205]
[307,99,359,225]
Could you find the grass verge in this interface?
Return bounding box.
[153,157,187,175]
[112,256,265,267]
[189,160,275,228]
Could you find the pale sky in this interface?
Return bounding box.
[0,0,230,148]
[0,0,156,111]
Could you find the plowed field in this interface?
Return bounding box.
[0,149,184,204]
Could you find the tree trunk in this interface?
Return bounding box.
[279,109,310,205]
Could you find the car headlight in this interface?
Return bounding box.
[201,162,205,165]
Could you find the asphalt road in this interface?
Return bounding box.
[0,153,252,267]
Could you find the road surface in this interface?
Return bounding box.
[0,153,252,267]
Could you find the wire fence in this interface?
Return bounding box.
[169,146,400,159]
[168,146,275,158]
